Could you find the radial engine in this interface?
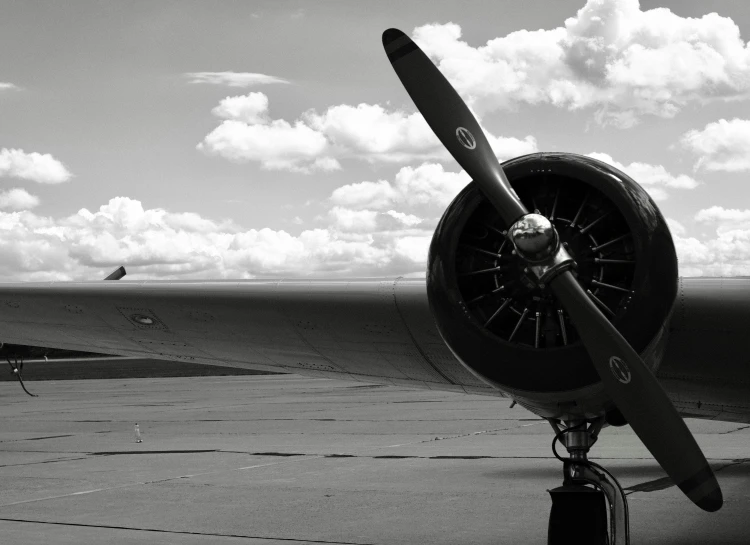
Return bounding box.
[427,152,678,420]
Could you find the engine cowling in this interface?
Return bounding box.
[427,152,678,418]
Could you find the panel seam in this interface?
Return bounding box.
[391,278,456,385]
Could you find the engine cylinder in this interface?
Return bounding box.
[427,152,678,400]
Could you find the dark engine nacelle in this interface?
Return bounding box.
[427,153,678,418]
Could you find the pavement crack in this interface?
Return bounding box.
[390,400,443,404]
[0,517,374,545]
[714,458,750,473]
[719,425,750,434]
[0,455,328,508]
[245,452,304,457]
[0,434,74,443]
[89,450,218,456]
[219,450,547,461]
[163,418,522,422]
[0,456,89,468]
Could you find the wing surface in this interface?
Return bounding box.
[0,278,497,395]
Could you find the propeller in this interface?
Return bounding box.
[382,28,722,512]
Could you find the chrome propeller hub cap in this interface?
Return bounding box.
[509,213,559,263]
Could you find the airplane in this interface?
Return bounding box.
[0,28,744,544]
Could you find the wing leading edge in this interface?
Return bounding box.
[6,276,750,420]
[0,278,499,396]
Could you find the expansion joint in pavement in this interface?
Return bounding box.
[0,517,375,545]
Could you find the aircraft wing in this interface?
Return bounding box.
[0,278,498,396]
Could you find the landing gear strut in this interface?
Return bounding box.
[547,418,629,545]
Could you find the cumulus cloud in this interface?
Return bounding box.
[331,163,471,211]
[0,160,456,279]
[184,72,289,87]
[0,167,725,280]
[412,0,750,126]
[0,195,437,281]
[198,92,339,173]
[0,148,72,184]
[227,228,397,275]
[199,118,338,174]
[587,152,699,200]
[304,103,446,163]
[667,208,750,276]
[694,206,750,228]
[328,207,379,232]
[384,210,422,227]
[302,102,537,164]
[680,118,750,172]
[327,206,426,234]
[0,188,40,210]
[211,92,270,124]
[393,235,432,265]
[330,180,397,209]
[198,93,537,172]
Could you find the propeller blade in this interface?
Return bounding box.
[382,28,526,225]
[383,27,723,512]
[550,271,722,512]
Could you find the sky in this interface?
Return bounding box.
[1,0,749,280]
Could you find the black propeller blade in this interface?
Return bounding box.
[382,28,526,225]
[551,271,721,511]
[382,27,722,512]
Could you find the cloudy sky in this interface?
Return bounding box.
[1,0,749,280]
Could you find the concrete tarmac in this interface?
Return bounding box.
[1,374,749,544]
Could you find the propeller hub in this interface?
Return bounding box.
[509,213,559,263]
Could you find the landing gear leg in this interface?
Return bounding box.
[547,418,629,545]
